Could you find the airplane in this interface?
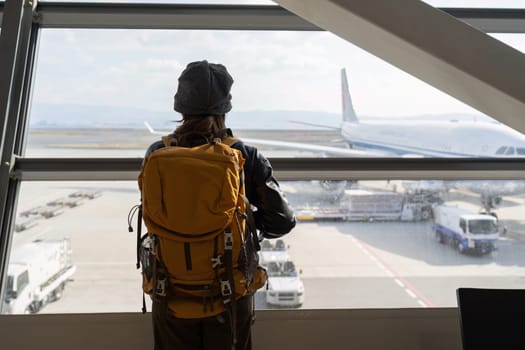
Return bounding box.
[145,68,525,213]
[338,68,525,158]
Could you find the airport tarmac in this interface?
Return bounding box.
[24,128,344,158]
[6,179,525,315]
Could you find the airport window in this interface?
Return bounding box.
[27,30,525,159]
[3,0,525,319]
[3,178,525,314]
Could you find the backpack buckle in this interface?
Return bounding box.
[156,276,167,297]
[220,280,232,298]
[224,231,233,251]
[211,255,223,268]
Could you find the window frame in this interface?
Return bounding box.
[2,2,525,313]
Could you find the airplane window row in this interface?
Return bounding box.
[495,146,525,155]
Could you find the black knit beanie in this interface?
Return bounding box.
[173,60,233,116]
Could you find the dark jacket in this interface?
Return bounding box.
[144,131,296,238]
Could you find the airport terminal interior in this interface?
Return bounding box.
[1,1,525,349]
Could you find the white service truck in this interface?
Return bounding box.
[2,239,76,314]
[432,205,499,254]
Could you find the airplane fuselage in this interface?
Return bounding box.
[341,119,525,158]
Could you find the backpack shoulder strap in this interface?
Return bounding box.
[222,136,239,147]
[161,135,174,147]
[161,135,237,147]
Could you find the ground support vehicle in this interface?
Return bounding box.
[14,216,39,232]
[265,261,304,307]
[47,197,84,208]
[258,239,291,266]
[19,205,64,219]
[294,189,438,222]
[432,205,499,254]
[2,239,76,314]
[69,191,101,200]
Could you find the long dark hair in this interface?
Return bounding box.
[174,115,228,147]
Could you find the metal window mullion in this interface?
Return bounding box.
[31,3,525,33]
[10,157,525,181]
[0,0,38,313]
[35,3,318,30]
[444,8,525,33]
[14,24,39,156]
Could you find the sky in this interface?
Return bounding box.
[21,0,525,124]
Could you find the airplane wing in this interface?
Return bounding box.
[239,137,375,157]
[288,120,341,130]
[144,121,163,135]
[143,121,379,157]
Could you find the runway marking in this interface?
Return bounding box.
[350,235,435,308]
[377,264,395,277]
[405,289,417,299]
[394,278,405,288]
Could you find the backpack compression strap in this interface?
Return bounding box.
[221,196,259,349]
[221,227,237,349]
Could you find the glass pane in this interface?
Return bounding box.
[2,179,525,314]
[269,179,525,309]
[3,181,141,314]
[27,29,525,158]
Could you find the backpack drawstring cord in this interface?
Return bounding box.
[127,204,141,232]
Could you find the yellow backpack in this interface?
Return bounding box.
[134,136,267,319]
